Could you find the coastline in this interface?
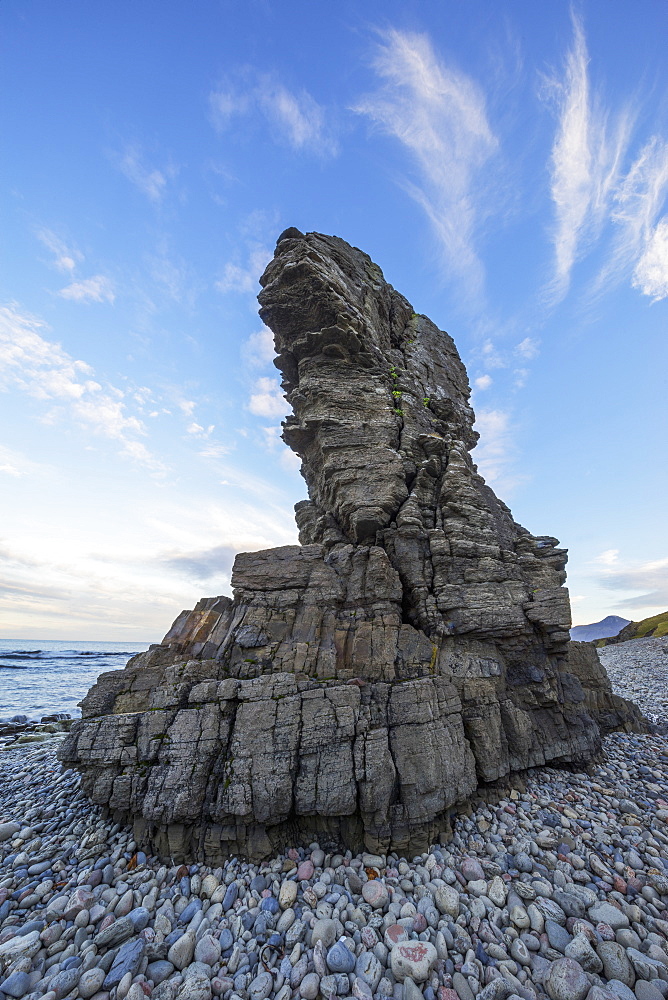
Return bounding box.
[1,643,667,1000]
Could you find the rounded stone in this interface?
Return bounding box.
[385,923,409,949]
[195,933,222,966]
[460,857,485,881]
[297,860,315,881]
[355,951,383,991]
[146,961,175,986]
[168,931,196,970]
[634,984,665,1000]
[311,918,338,949]
[390,941,438,984]
[249,971,273,1000]
[0,970,31,999]
[434,886,459,918]
[544,957,591,1000]
[362,879,389,909]
[0,822,20,842]
[597,942,636,988]
[300,973,320,999]
[487,876,507,907]
[588,902,629,930]
[279,880,298,909]
[326,939,357,974]
[78,968,106,999]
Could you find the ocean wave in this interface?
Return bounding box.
[0,651,43,658]
[0,650,138,660]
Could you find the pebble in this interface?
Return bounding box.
[390,940,438,982]
[545,956,591,1000]
[326,938,356,973]
[0,643,667,1000]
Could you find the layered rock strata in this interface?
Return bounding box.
[60,229,645,862]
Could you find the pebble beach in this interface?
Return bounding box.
[1,644,668,1000]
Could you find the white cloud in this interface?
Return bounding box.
[354,28,497,295]
[633,216,668,300]
[280,448,301,472]
[263,83,334,153]
[117,145,176,201]
[58,275,115,304]
[544,12,633,299]
[248,377,286,418]
[474,375,493,390]
[515,336,540,360]
[37,229,82,273]
[593,548,619,566]
[595,553,668,614]
[0,304,162,470]
[210,76,336,156]
[243,326,276,366]
[177,398,196,417]
[472,407,523,494]
[481,339,505,369]
[602,138,668,300]
[0,445,48,478]
[216,244,272,296]
[260,425,301,472]
[513,368,529,388]
[216,262,255,294]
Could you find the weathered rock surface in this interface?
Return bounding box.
[59,229,646,861]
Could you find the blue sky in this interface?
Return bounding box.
[1,0,667,640]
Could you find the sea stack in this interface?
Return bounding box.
[59,230,645,862]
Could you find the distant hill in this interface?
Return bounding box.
[570,615,630,642]
[597,610,668,646]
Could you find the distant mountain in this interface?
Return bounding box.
[570,615,631,642]
[598,610,668,646]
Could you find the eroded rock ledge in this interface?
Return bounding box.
[60,229,645,862]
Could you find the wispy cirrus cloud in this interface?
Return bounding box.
[216,245,273,295]
[116,144,177,202]
[210,74,337,156]
[36,229,115,304]
[633,217,668,301]
[544,12,668,303]
[58,275,116,304]
[37,229,82,273]
[354,28,497,297]
[544,12,634,301]
[515,336,540,360]
[0,445,48,478]
[0,304,164,471]
[473,407,526,495]
[605,137,668,300]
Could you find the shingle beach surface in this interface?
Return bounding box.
[1,641,668,1000]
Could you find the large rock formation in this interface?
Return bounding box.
[60,229,645,862]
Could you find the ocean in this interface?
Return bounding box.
[0,639,149,721]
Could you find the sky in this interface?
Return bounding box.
[1,0,667,640]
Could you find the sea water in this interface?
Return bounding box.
[0,639,149,721]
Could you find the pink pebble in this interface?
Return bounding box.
[297,860,314,880]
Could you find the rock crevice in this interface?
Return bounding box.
[60,229,645,861]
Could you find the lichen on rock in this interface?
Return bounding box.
[59,229,646,862]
